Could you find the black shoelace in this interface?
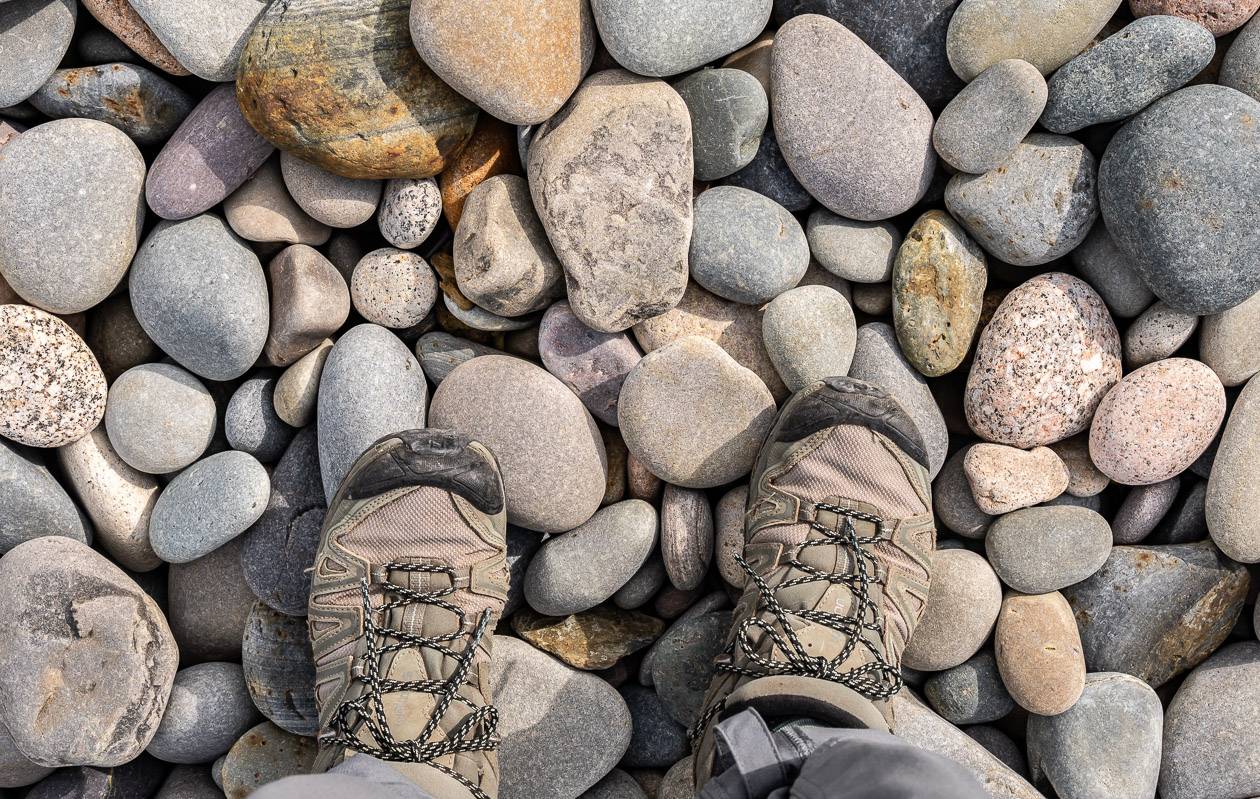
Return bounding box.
[691,503,902,743]
[327,562,499,799]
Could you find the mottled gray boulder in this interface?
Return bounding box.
[129,214,269,381]
[28,63,195,145]
[1043,16,1214,134]
[149,450,271,564]
[0,118,145,314]
[923,650,1015,725]
[1161,642,1260,799]
[771,14,935,221]
[0,437,90,553]
[674,67,768,181]
[591,0,771,77]
[316,323,427,503]
[762,285,857,392]
[689,186,808,305]
[538,301,642,426]
[946,133,1097,266]
[104,363,217,475]
[0,0,75,107]
[985,505,1112,593]
[933,59,1046,174]
[241,602,318,736]
[0,537,178,767]
[1099,85,1260,315]
[529,70,692,333]
[1061,541,1249,688]
[148,663,259,765]
[946,0,1121,80]
[1027,672,1162,799]
[128,0,266,81]
[620,685,688,769]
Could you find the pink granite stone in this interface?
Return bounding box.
[1130,0,1260,35]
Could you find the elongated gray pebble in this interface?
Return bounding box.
[149,450,270,564]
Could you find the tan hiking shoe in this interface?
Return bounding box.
[692,377,936,789]
[308,429,510,799]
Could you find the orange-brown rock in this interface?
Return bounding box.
[438,116,521,229]
[81,0,191,76]
[511,606,665,671]
[236,0,478,180]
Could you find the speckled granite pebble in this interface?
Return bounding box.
[350,248,438,329]
[1131,0,1260,34]
[539,301,642,426]
[1124,301,1200,368]
[994,590,1085,716]
[964,444,1069,515]
[903,549,1002,671]
[985,505,1113,593]
[807,211,900,284]
[591,0,771,78]
[674,68,768,181]
[933,59,1047,174]
[689,186,809,305]
[946,0,1122,80]
[241,603,318,736]
[965,273,1121,448]
[378,178,441,250]
[762,285,857,393]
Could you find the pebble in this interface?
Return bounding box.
[57,425,159,571]
[721,128,812,212]
[414,332,496,385]
[1049,434,1110,498]
[660,485,714,591]
[0,304,107,448]
[762,285,857,393]
[0,537,177,767]
[0,722,52,788]
[946,133,1098,266]
[539,301,642,426]
[689,186,809,305]
[1124,301,1200,368]
[903,549,1003,671]
[659,756,696,799]
[621,685,689,769]
[1026,672,1162,799]
[218,723,316,799]
[0,437,91,553]
[964,444,1069,515]
[1200,287,1260,386]
[771,13,935,221]
[512,607,663,671]
[1063,541,1248,687]
[963,726,1030,781]
[430,354,606,532]
[273,340,332,427]
[491,636,632,799]
[264,245,349,367]
[524,500,657,616]
[237,0,477,179]
[1222,10,1260,99]
[849,322,949,477]
[1069,224,1156,319]
[438,117,521,228]
[634,281,786,400]
[994,590,1086,716]
[933,59,1047,174]
[583,769,649,799]
[442,294,537,332]
[529,70,692,333]
[454,175,565,317]
[1113,477,1180,543]
[806,211,900,284]
[241,602,318,736]
[922,650,1016,725]
[128,0,264,81]
[28,64,193,147]
[0,119,145,315]
[946,0,1122,80]
[410,0,593,125]
[673,68,768,181]
[84,296,156,383]
[1206,374,1260,561]
[104,363,216,474]
[985,505,1112,593]
[1154,479,1208,544]
[1132,0,1260,34]
[241,427,324,616]
[1160,642,1260,799]
[25,756,168,799]
[223,157,330,246]
[80,0,190,76]
[591,0,770,77]
[504,526,542,618]
[279,151,381,229]
[147,663,258,765]
[892,210,988,377]
[1044,15,1216,134]
[933,447,994,539]
[614,555,668,610]
[651,611,732,726]
[377,178,442,250]
[155,766,221,798]
[130,215,269,381]
[168,538,255,663]
[350,248,438,329]
[965,273,1122,448]
[225,374,294,463]
[618,337,776,489]
[1100,85,1260,314]
[145,84,274,221]
[316,323,427,502]
[149,450,270,564]
[0,0,75,108]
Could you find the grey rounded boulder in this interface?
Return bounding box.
[762,285,857,393]
[591,0,771,78]
[104,363,217,475]
[0,0,76,108]
[985,505,1112,593]
[147,663,259,765]
[689,186,809,305]
[149,450,270,564]
[674,67,768,181]
[933,59,1046,174]
[0,437,91,553]
[225,373,295,463]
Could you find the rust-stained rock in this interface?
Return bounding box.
[80,0,191,76]
[512,606,665,671]
[220,722,317,799]
[28,63,195,146]
[236,0,479,180]
[1062,541,1249,688]
[994,591,1086,716]
[439,116,522,229]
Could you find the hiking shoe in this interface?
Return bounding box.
[307,429,509,799]
[692,376,936,789]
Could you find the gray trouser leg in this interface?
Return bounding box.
[699,708,987,799]
[250,755,435,799]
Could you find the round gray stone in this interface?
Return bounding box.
[762,285,857,393]
[806,210,900,284]
[129,214,269,381]
[0,0,75,107]
[241,602,318,736]
[591,0,771,77]
[613,554,668,610]
[1201,288,1260,387]
[148,663,259,765]
[1099,84,1260,315]
[923,650,1015,725]
[0,436,91,553]
[933,59,1046,174]
[104,363,217,475]
[651,611,732,727]
[1070,223,1156,319]
[1123,301,1199,369]
[689,186,809,305]
[28,63,195,146]
[902,549,1002,672]
[168,537,256,664]
[620,685,688,769]
[1113,477,1180,544]
[349,248,438,329]
[279,150,381,229]
[539,300,642,426]
[225,373,295,463]
[674,67,768,181]
[1222,10,1260,101]
[149,450,270,564]
[414,332,498,386]
[985,505,1112,593]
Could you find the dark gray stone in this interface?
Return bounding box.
[225,373,295,463]
[674,68,768,181]
[1222,10,1260,102]
[651,611,732,727]
[0,437,90,553]
[689,186,809,305]
[415,332,498,385]
[0,0,75,108]
[504,525,542,618]
[0,715,52,788]
[613,554,667,610]
[933,447,993,539]
[933,59,1046,174]
[1099,84,1260,315]
[581,770,648,799]
[963,726,1029,780]
[590,0,771,77]
[1042,15,1215,134]
[923,650,1015,725]
[148,662,260,765]
[806,210,899,283]
[149,450,271,564]
[1061,541,1250,689]
[984,505,1112,593]
[28,63,195,145]
[168,537,256,663]
[155,766,221,799]
[1113,477,1180,544]
[1151,479,1207,544]
[241,601,318,736]
[722,127,812,212]
[1070,223,1156,319]
[25,755,167,799]
[620,685,689,769]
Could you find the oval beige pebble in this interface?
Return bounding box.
[618,336,776,489]
[903,548,1002,672]
[963,443,1069,515]
[273,339,332,428]
[1206,373,1260,562]
[350,248,438,329]
[715,485,748,589]
[1089,358,1225,486]
[947,0,1124,80]
[1049,434,1109,498]
[0,304,107,448]
[223,157,330,246]
[994,591,1086,716]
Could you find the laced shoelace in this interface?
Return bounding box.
[326,562,499,799]
[690,503,903,743]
